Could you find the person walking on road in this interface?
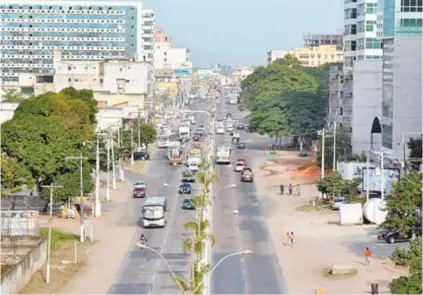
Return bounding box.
[285,232,291,247]
[296,184,301,196]
[290,231,295,248]
[288,183,293,195]
[280,184,285,195]
[365,247,372,266]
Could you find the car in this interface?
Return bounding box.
[179,183,192,194]
[193,134,201,141]
[188,162,199,173]
[237,158,247,166]
[237,142,246,149]
[237,124,245,130]
[133,187,146,198]
[240,167,254,182]
[196,126,205,134]
[181,170,196,182]
[133,151,150,161]
[227,126,234,132]
[182,198,196,210]
[378,227,422,243]
[226,113,232,119]
[234,161,245,172]
[331,197,348,210]
[133,181,147,189]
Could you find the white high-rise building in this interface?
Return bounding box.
[141,9,155,62]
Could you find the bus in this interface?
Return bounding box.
[216,146,231,164]
[141,196,167,228]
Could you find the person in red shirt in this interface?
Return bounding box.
[365,247,372,266]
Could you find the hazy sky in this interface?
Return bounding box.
[143,0,344,67]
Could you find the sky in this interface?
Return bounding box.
[143,0,344,67]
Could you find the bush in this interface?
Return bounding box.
[40,227,76,249]
[390,247,411,266]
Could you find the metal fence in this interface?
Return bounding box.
[1,210,40,236]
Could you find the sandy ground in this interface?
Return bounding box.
[252,151,408,294]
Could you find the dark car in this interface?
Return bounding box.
[134,151,150,161]
[182,198,195,210]
[193,134,201,141]
[226,113,232,119]
[237,142,246,149]
[179,183,192,194]
[132,187,146,198]
[378,227,422,243]
[181,171,196,183]
[237,124,245,130]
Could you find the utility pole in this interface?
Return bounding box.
[130,125,134,166]
[332,121,337,171]
[66,153,88,242]
[321,128,325,179]
[380,152,385,201]
[366,151,370,201]
[110,130,116,189]
[106,136,111,202]
[41,183,63,284]
[94,138,101,217]
[137,111,141,148]
[117,126,124,181]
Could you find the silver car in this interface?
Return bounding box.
[332,197,348,210]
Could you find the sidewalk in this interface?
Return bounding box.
[251,151,407,294]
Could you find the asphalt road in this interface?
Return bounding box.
[211,101,287,294]
[107,111,210,294]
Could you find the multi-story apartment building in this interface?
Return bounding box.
[0,0,151,85]
[267,45,343,66]
[141,9,155,61]
[232,67,254,83]
[153,28,192,70]
[303,33,343,50]
[379,0,422,163]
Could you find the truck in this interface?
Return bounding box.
[178,125,190,142]
[216,146,231,164]
[141,196,167,228]
[187,148,202,166]
[215,122,225,134]
[168,145,183,165]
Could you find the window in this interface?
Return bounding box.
[365,38,381,49]
[401,0,423,12]
[68,66,71,70]
[339,107,344,116]
[125,79,129,82]
[365,20,376,32]
[366,3,377,14]
[68,78,71,82]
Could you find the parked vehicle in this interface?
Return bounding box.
[240,168,254,182]
[134,151,150,161]
[182,198,195,210]
[378,227,422,243]
[331,197,348,210]
[181,170,196,182]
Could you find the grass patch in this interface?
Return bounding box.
[20,228,93,294]
[296,198,332,212]
[322,267,358,279]
[39,228,77,249]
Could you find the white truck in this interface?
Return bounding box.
[178,125,190,142]
[229,97,237,105]
[216,146,231,164]
[142,196,167,228]
[215,122,225,134]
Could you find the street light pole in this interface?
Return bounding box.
[94,138,101,217]
[332,121,337,171]
[321,128,325,179]
[41,183,63,284]
[130,125,134,166]
[106,136,111,202]
[110,130,116,189]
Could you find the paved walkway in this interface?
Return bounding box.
[251,151,408,294]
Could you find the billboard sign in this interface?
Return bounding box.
[362,168,400,194]
[173,69,191,76]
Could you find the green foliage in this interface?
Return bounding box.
[1,155,35,198]
[316,126,352,169]
[2,88,25,103]
[407,138,422,171]
[240,55,331,141]
[389,237,422,294]
[316,172,361,200]
[39,227,77,249]
[1,88,97,203]
[382,172,422,236]
[139,123,157,148]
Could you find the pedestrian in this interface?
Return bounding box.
[296,184,301,196]
[290,231,295,248]
[288,183,293,195]
[280,184,285,195]
[285,232,291,247]
[365,247,372,266]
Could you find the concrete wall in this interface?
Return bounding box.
[1,238,47,295]
[352,60,383,155]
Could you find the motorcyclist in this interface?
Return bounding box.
[140,233,147,244]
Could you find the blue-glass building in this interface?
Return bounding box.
[0,0,144,84]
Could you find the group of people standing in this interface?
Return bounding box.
[279,183,301,196]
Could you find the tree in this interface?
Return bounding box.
[272,54,302,68]
[139,122,157,148]
[381,172,422,237]
[407,138,422,171]
[316,126,352,170]
[1,90,97,202]
[389,237,422,294]
[1,155,35,197]
[2,88,25,103]
[316,172,343,196]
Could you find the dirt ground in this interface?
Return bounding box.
[252,151,408,294]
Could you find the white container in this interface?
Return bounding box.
[363,198,387,225]
[339,203,363,225]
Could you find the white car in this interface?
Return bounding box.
[235,161,245,172]
[157,140,168,148]
[227,126,234,132]
[188,162,199,172]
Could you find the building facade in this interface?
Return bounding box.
[380,0,422,161]
[267,45,343,66]
[0,0,146,85]
[303,33,343,50]
[153,29,192,70]
[141,9,155,62]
